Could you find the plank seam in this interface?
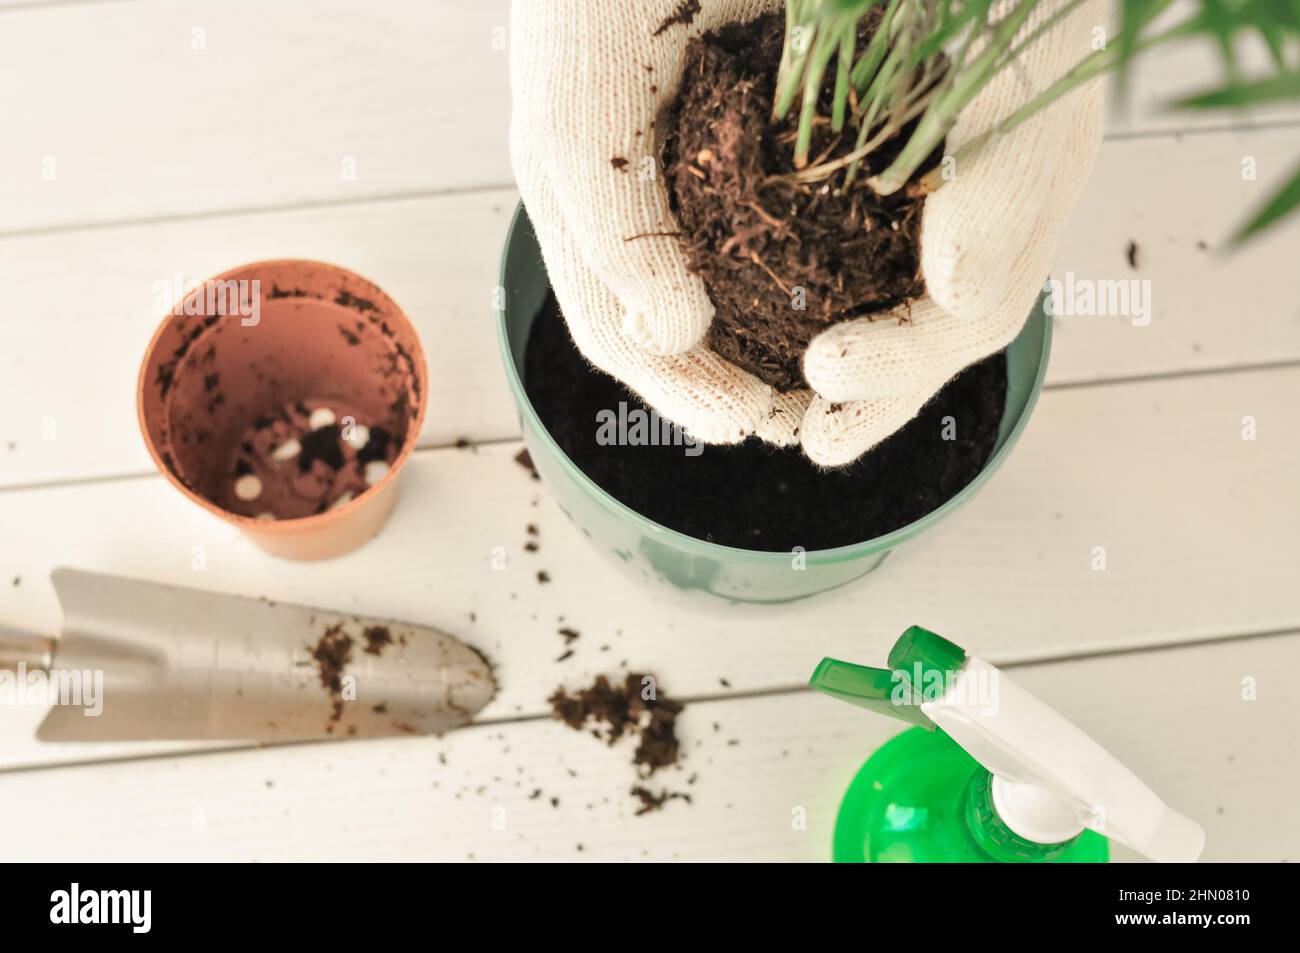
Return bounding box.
[1041,357,1300,392]
[4,118,1300,241]
[1,625,1296,778]
[0,0,146,12]
[0,183,519,242]
[4,360,1298,495]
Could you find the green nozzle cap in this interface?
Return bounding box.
[888,625,967,684]
[809,627,969,729]
[808,657,935,729]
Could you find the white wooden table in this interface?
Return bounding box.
[1,0,1298,862]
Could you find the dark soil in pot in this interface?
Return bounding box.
[524,293,1006,552]
[664,12,937,392]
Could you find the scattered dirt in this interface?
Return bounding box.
[635,703,683,774]
[525,292,1006,550]
[514,448,540,480]
[653,0,701,37]
[309,624,354,724]
[549,674,686,789]
[362,624,394,656]
[334,289,379,314]
[664,12,935,391]
[631,785,693,815]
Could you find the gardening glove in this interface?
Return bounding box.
[800,0,1108,464]
[509,0,1107,465]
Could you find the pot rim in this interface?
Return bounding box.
[497,203,1051,565]
[136,258,428,534]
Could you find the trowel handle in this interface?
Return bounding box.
[0,628,54,672]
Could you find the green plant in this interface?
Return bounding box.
[775,0,1300,243]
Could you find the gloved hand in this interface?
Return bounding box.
[510,0,1106,465]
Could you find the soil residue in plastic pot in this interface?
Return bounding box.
[664,12,935,392]
[524,293,1005,551]
[140,262,425,533]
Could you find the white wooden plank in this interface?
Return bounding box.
[1049,125,1300,385]
[0,0,129,8]
[0,0,1291,861]
[0,0,514,233]
[0,189,520,488]
[0,633,1293,861]
[4,125,1300,489]
[1,365,1296,769]
[3,0,1297,236]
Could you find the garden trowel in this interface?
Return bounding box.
[0,568,495,742]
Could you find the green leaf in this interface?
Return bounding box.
[910,0,992,65]
[1195,0,1244,77]
[825,0,879,13]
[1114,0,1178,97]
[1172,71,1300,109]
[849,0,900,93]
[1233,159,1300,244]
[832,19,856,131]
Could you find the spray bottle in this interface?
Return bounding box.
[810,626,1205,863]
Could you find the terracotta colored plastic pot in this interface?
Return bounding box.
[138,260,427,560]
[498,204,1051,602]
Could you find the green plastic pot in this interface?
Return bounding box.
[496,205,1050,603]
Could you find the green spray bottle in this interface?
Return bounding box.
[810,626,1205,863]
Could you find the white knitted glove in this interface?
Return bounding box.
[510,0,1107,465]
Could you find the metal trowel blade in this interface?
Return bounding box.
[35,568,495,742]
